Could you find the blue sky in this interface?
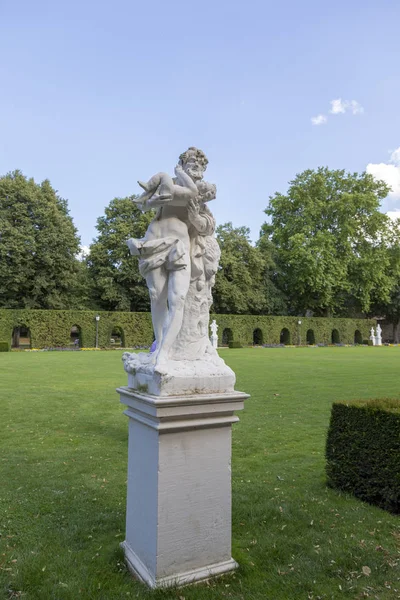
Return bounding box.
[1,0,400,249]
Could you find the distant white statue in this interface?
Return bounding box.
[370,327,376,346]
[210,319,218,349]
[375,323,382,346]
[122,148,235,395]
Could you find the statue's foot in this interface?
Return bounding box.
[154,357,168,376]
[138,180,149,192]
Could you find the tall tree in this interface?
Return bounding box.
[261,168,400,316]
[212,222,286,314]
[256,233,288,315]
[0,170,81,309]
[68,257,101,310]
[88,197,153,311]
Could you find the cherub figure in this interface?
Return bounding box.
[134,164,216,210]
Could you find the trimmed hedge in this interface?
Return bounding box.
[326,399,400,513]
[212,314,375,347]
[0,309,375,350]
[0,309,153,350]
[0,341,10,352]
[228,341,242,348]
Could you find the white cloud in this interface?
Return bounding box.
[390,147,400,166]
[77,245,90,261]
[386,210,400,221]
[330,98,346,114]
[312,98,364,125]
[330,98,364,115]
[311,114,327,126]
[349,100,364,115]
[367,146,400,200]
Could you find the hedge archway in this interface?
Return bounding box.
[331,329,340,344]
[70,325,82,347]
[253,328,264,345]
[280,328,291,345]
[222,328,233,345]
[11,325,31,349]
[306,329,315,345]
[354,329,362,344]
[110,326,125,347]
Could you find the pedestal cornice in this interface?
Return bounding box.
[117,386,249,433]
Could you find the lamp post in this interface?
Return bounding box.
[95,315,100,348]
[298,320,302,346]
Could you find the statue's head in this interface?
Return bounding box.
[179,147,208,181]
[196,180,216,202]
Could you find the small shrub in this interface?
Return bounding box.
[0,341,10,352]
[326,399,400,513]
[367,340,374,346]
[228,341,242,348]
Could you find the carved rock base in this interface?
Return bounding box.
[117,386,248,588]
[123,352,235,396]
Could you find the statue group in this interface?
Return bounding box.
[122,147,234,394]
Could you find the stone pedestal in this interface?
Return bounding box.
[117,386,248,588]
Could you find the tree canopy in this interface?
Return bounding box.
[3,165,400,325]
[261,167,400,316]
[0,171,81,309]
[212,222,286,315]
[87,197,153,311]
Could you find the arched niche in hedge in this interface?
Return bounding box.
[354,329,362,344]
[70,325,82,347]
[280,328,291,345]
[331,329,340,344]
[306,329,315,345]
[110,325,125,347]
[253,328,264,345]
[222,328,233,346]
[11,325,31,349]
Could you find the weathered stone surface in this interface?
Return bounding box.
[123,148,231,395]
[123,349,235,396]
[118,386,248,587]
[118,148,248,589]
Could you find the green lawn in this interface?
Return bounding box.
[1,348,399,600]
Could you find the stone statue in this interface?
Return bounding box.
[210,319,218,337]
[210,319,218,349]
[123,148,234,395]
[370,327,376,346]
[376,323,382,346]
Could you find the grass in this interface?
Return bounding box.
[0,347,399,600]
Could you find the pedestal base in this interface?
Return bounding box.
[117,386,248,589]
[122,351,236,396]
[122,541,238,588]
